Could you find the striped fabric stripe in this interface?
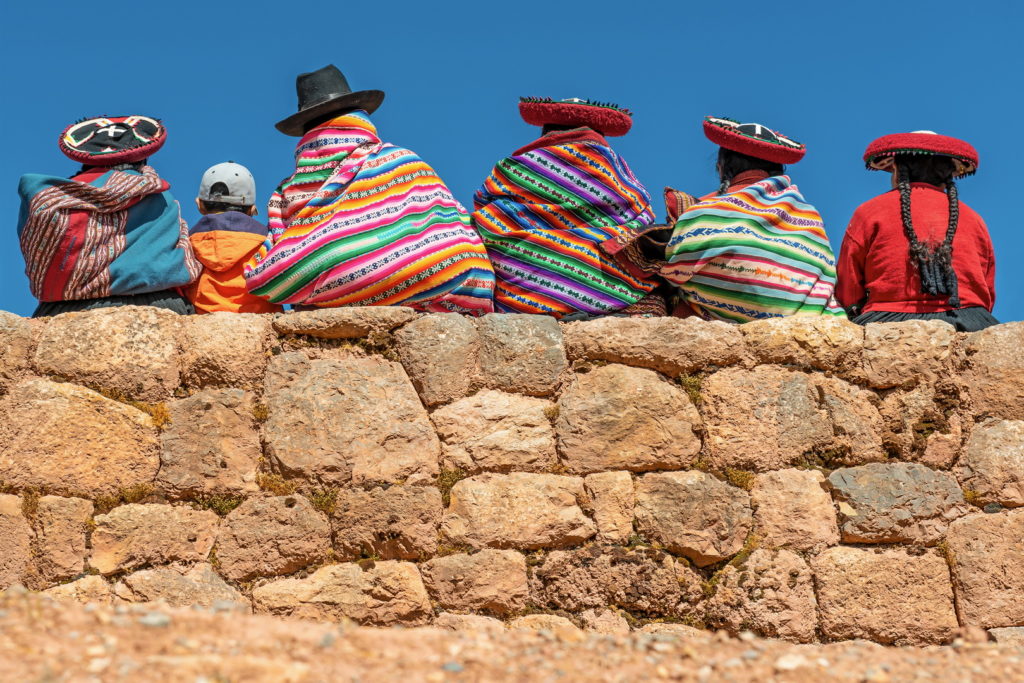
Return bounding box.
[662,176,846,322]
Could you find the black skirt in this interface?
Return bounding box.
[851,307,999,332]
[33,289,195,318]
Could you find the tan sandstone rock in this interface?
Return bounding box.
[114,563,249,610]
[584,471,635,544]
[946,510,1024,628]
[877,385,962,465]
[217,496,330,581]
[476,314,566,397]
[639,623,712,640]
[273,307,417,339]
[989,627,1024,646]
[751,469,838,553]
[962,322,1024,420]
[0,312,33,395]
[432,390,557,474]
[862,320,957,389]
[556,364,701,474]
[580,608,631,634]
[90,504,219,575]
[0,495,31,589]
[956,420,1024,508]
[331,486,442,561]
[509,614,582,635]
[252,561,431,626]
[0,379,159,497]
[34,496,93,584]
[395,313,479,407]
[179,313,273,391]
[442,473,595,550]
[816,376,886,464]
[420,550,528,616]
[741,316,864,379]
[635,471,752,567]
[43,575,114,605]
[812,546,958,645]
[434,612,506,635]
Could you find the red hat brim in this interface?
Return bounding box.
[703,116,805,164]
[59,115,167,165]
[863,132,978,177]
[519,100,632,137]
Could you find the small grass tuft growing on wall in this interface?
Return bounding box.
[93,483,156,514]
[21,488,40,520]
[309,487,338,516]
[436,468,467,507]
[193,493,246,516]
[251,402,270,423]
[256,473,298,496]
[676,373,704,406]
[721,468,756,491]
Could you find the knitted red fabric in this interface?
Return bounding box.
[59,116,166,166]
[702,116,805,164]
[863,132,979,177]
[519,100,632,137]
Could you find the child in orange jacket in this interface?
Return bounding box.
[188,162,282,314]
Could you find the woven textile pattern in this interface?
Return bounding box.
[472,138,658,317]
[662,176,846,322]
[245,111,494,312]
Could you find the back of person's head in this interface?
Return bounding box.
[197,162,257,216]
[716,148,784,193]
[894,154,956,187]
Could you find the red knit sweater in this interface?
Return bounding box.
[836,183,996,313]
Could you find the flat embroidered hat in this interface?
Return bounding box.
[863,131,979,177]
[59,115,166,165]
[519,97,634,137]
[703,116,805,164]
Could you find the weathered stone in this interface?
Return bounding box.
[638,623,711,639]
[877,385,961,465]
[43,575,114,604]
[863,320,957,389]
[0,495,31,589]
[273,307,417,339]
[989,627,1024,646]
[0,379,159,497]
[34,496,93,584]
[157,389,260,498]
[252,561,431,626]
[217,496,330,582]
[432,390,557,474]
[584,471,634,544]
[476,314,566,397]
[263,355,440,486]
[556,365,701,475]
[812,546,958,645]
[509,614,582,635]
[434,612,506,635]
[816,376,886,465]
[421,550,528,616]
[956,420,1024,508]
[963,322,1024,420]
[750,469,838,553]
[562,317,747,375]
[828,463,969,545]
[332,486,441,561]
[580,608,631,634]
[741,316,864,379]
[395,313,479,407]
[634,471,752,567]
[113,563,249,610]
[946,510,1024,628]
[90,504,218,575]
[0,312,33,395]
[179,313,273,391]
[33,307,180,401]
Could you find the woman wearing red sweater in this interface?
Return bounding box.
[836,131,997,331]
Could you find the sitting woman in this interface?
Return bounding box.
[836,131,997,331]
[662,116,845,322]
[17,116,200,317]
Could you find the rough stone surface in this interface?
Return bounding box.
[420,550,528,616]
[113,563,249,610]
[252,561,431,626]
[634,471,752,567]
[812,546,958,645]
[263,355,440,486]
[157,389,260,498]
[580,608,631,634]
[816,376,886,465]
[750,469,838,553]
[273,307,417,339]
[638,623,711,639]
[217,496,331,581]
[395,313,479,407]
[963,322,1024,420]
[331,486,442,561]
[508,614,582,634]
[956,420,1024,508]
[562,317,747,375]
[434,612,506,635]
[556,364,701,474]
[989,627,1024,646]
[703,549,817,643]
[179,313,273,391]
[442,473,595,550]
[863,320,957,389]
[828,463,969,545]
[877,385,962,465]
[0,495,31,589]
[0,311,33,394]
[741,316,864,379]
[0,379,159,496]
[33,307,180,401]
[90,504,219,575]
[946,510,1024,628]
[583,471,635,544]
[432,390,557,474]
[33,496,93,583]
[42,575,114,604]
[476,314,566,397]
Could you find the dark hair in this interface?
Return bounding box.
[717,148,784,194]
[895,154,960,307]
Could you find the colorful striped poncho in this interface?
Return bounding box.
[244,111,494,313]
[662,175,846,322]
[471,129,659,317]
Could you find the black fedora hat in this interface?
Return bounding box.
[275,65,385,136]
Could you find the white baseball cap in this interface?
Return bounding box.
[198,161,256,206]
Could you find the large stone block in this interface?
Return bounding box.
[420,550,528,616]
[34,496,93,584]
[0,495,31,589]
[634,471,752,567]
[828,463,968,545]
[217,496,331,582]
[331,486,442,561]
[877,385,962,466]
[43,575,114,605]
[434,612,506,635]
[956,420,1024,508]
[394,313,478,407]
[0,379,159,497]
[750,469,838,553]
[252,560,431,626]
[0,312,34,395]
[741,316,864,379]
[962,323,1024,420]
[812,546,958,645]
[556,365,701,475]
[816,376,886,464]
[90,504,219,575]
[509,614,582,635]
[113,563,249,610]
[179,313,273,391]
[862,320,957,389]
[476,314,566,396]
[273,307,417,339]
[432,390,557,474]
[263,355,440,486]
[584,471,635,544]
[946,510,1024,628]
[33,307,180,401]
[441,473,595,550]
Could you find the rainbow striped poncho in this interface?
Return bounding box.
[244,111,494,313]
[662,176,846,322]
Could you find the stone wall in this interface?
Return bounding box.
[0,306,1022,646]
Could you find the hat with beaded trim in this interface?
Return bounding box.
[703,115,805,164]
[863,130,978,177]
[58,115,166,166]
[519,97,634,137]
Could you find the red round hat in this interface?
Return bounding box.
[863,131,978,177]
[59,115,166,165]
[519,97,633,137]
[703,116,805,164]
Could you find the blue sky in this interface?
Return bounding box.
[3,1,1021,320]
